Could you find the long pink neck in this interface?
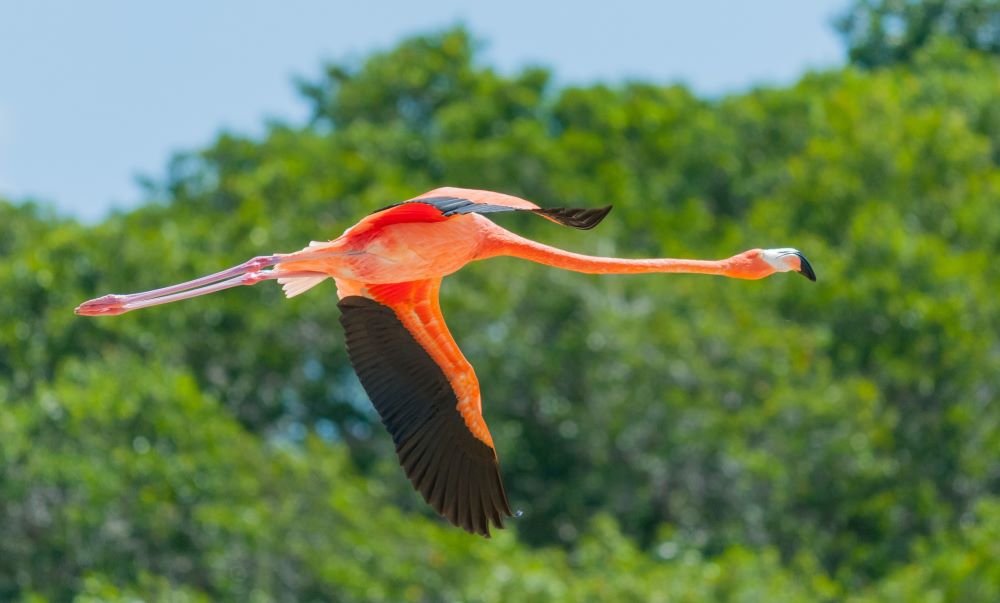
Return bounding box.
[483,230,732,276]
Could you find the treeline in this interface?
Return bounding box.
[3,3,1000,600]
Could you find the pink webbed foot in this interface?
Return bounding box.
[75,294,129,316]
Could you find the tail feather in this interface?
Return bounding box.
[279,275,327,298]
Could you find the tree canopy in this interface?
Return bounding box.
[838,0,1000,67]
[3,19,1000,603]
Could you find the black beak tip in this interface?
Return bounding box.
[796,253,817,282]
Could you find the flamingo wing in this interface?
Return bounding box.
[336,278,513,536]
[371,186,613,230]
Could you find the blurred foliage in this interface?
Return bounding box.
[837,0,1000,67]
[3,14,1000,602]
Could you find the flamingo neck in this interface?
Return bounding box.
[483,230,732,277]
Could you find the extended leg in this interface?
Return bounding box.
[74,241,356,317]
[75,269,328,316]
[76,254,283,313]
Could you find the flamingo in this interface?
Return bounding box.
[76,187,816,537]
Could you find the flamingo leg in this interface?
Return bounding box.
[75,269,328,316]
[82,254,285,308]
[73,242,358,317]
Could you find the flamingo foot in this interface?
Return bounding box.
[75,294,128,316]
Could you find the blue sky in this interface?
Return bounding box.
[0,1,846,222]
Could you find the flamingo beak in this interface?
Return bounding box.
[793,252,817,282]
[763,248,817,281]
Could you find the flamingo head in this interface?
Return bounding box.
[729,248,817,281]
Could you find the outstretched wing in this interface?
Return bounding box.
[336,278,513,537]
[376,186,613,230]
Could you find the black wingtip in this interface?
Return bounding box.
[533,205,613,230]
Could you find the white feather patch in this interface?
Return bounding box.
[278,275,327,298]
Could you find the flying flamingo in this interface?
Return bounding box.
[76,187,816,537]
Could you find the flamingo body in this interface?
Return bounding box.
[277,190,610,287]
[75,187,815,537]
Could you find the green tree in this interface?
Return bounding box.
[837,0,1000,67]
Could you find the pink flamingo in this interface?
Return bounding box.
[76,187,815,537]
